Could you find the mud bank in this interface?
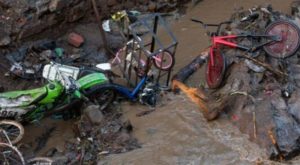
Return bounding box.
[0,0,190,48]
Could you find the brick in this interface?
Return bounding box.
[68,32,84,47]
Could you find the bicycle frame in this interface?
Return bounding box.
[111,40,166,67]
[210,34,277,65]
[100,76,148,101]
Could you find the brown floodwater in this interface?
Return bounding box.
[102,0,300,164]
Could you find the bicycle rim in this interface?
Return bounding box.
[153,51,174,71]
[0,120,24,145]
[206,50,226,89]
[264,20,300,58]
[0,143,25,165]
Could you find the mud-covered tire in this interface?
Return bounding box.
[264,20,300,58]
[85,84,116,111]
[0,142,25,165]
[205,49,226,89]
[0,120,24,145]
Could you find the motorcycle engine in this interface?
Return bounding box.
[139,82,160,107]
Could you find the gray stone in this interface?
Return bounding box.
[84,105,104,125]
[0,35,11,46]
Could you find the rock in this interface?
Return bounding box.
[84,105,104,125]
[0,35,11,46]
[49,0,60,12]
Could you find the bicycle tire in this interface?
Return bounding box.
[0,120,24,145]
[0,142,25,165]
[85,84,116,111]
[152,50,175,71]
[263,20,300,58]
[205,48,226,89]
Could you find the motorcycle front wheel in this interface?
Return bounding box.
[0,120,24,145]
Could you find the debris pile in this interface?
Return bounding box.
[204,5,300,160]
[61,105,140,164]
[17,105,140,164]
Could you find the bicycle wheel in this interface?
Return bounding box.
[263,20,300,58]
[0,120,24,145]
[85,85,116,111]
[206,48,226,89]
[27,157,53,165]
[0,142,25,165]
[153,51,175,71]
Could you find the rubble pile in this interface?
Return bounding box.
[206,4,300,160]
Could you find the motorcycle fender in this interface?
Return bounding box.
[78,73,108,90]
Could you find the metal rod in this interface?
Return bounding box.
[90,0,114,56]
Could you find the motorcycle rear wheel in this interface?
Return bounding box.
[85,85,116,111]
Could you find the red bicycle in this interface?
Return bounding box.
[191,14,300,88]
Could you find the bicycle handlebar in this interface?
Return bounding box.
[191,11,259,36]
[191,18,232,35]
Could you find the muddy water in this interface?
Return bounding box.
[103,1,298,164]
[102,94,266,164]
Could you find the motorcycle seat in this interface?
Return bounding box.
[0,86,48,108]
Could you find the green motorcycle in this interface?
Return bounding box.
[0,62,115,144]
